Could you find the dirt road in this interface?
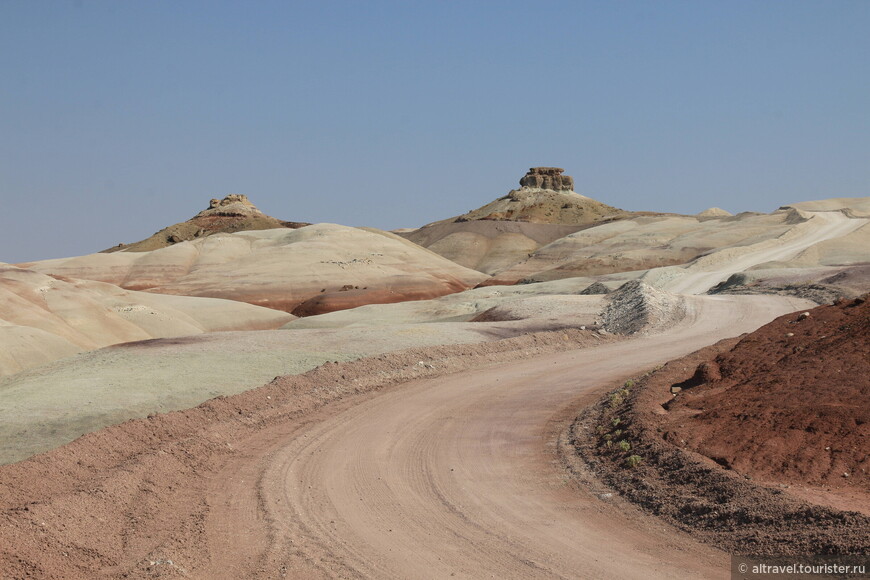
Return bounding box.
[200,294,811,579]
[661,210,867,295]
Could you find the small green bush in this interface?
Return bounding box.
[611,417,621,427]
[625,454,642,468]
[624,379,634,389]
[618,440,631,452]
[609,392,624,408]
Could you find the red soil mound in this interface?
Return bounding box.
[290,282,472,317]
[662,296,869,491]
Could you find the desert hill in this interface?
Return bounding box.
[662,296,869,495]
[399,220,589,274]
[21,223,487,316]
[401,168,870,290]
[784,197,870,216]
[0,263,292,377]
[102,194,309,253]
[482,203,870,288]
[401,167,634,273]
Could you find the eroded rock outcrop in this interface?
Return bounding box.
[103,195,309,253]
[519,167,575,192]
[204,194,259,215]
[399,167,630,274]
[447,166,623,225]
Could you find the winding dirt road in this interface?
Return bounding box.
[662,210,867,295]
[198,294,811,579]
[8,207,856,578]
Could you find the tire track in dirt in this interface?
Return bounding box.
[659,211,868,295]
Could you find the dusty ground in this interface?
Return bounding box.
[573,298,870,556]
[0,294,809,579]
[0,291,606,466]
[0,328,618,579]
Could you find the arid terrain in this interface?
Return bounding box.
[1,172,868,578]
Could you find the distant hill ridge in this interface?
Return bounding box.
[399,166,647,274]
[103,194,309,253]
[453,167,628,225]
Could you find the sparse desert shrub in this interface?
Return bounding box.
[625,454,642,468]
[618,440,631,452]
[609,392,624,408]
[611,417,621,427]
[624,379,634,389]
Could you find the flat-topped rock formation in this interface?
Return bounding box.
[399,166,630,273]
[519,167,575,191]
[201,193,259,216]
[103,194,310,253]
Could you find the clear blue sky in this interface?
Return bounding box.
[2,0,868,262]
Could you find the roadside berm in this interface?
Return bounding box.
[571,296,870,555]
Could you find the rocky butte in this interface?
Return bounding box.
[103,194,309,253]
[447,166,624,226]
[518,167,575,192]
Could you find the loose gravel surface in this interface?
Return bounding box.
[601,280,687,335]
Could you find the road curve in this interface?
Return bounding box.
[200,294,812,579]
[662,210,867,295]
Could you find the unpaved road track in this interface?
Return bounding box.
[200,294,811,579]
[663,211,868,295]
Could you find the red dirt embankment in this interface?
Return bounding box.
[663,296,869,492]
[573,296,869,555]
[290,281,472,317]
